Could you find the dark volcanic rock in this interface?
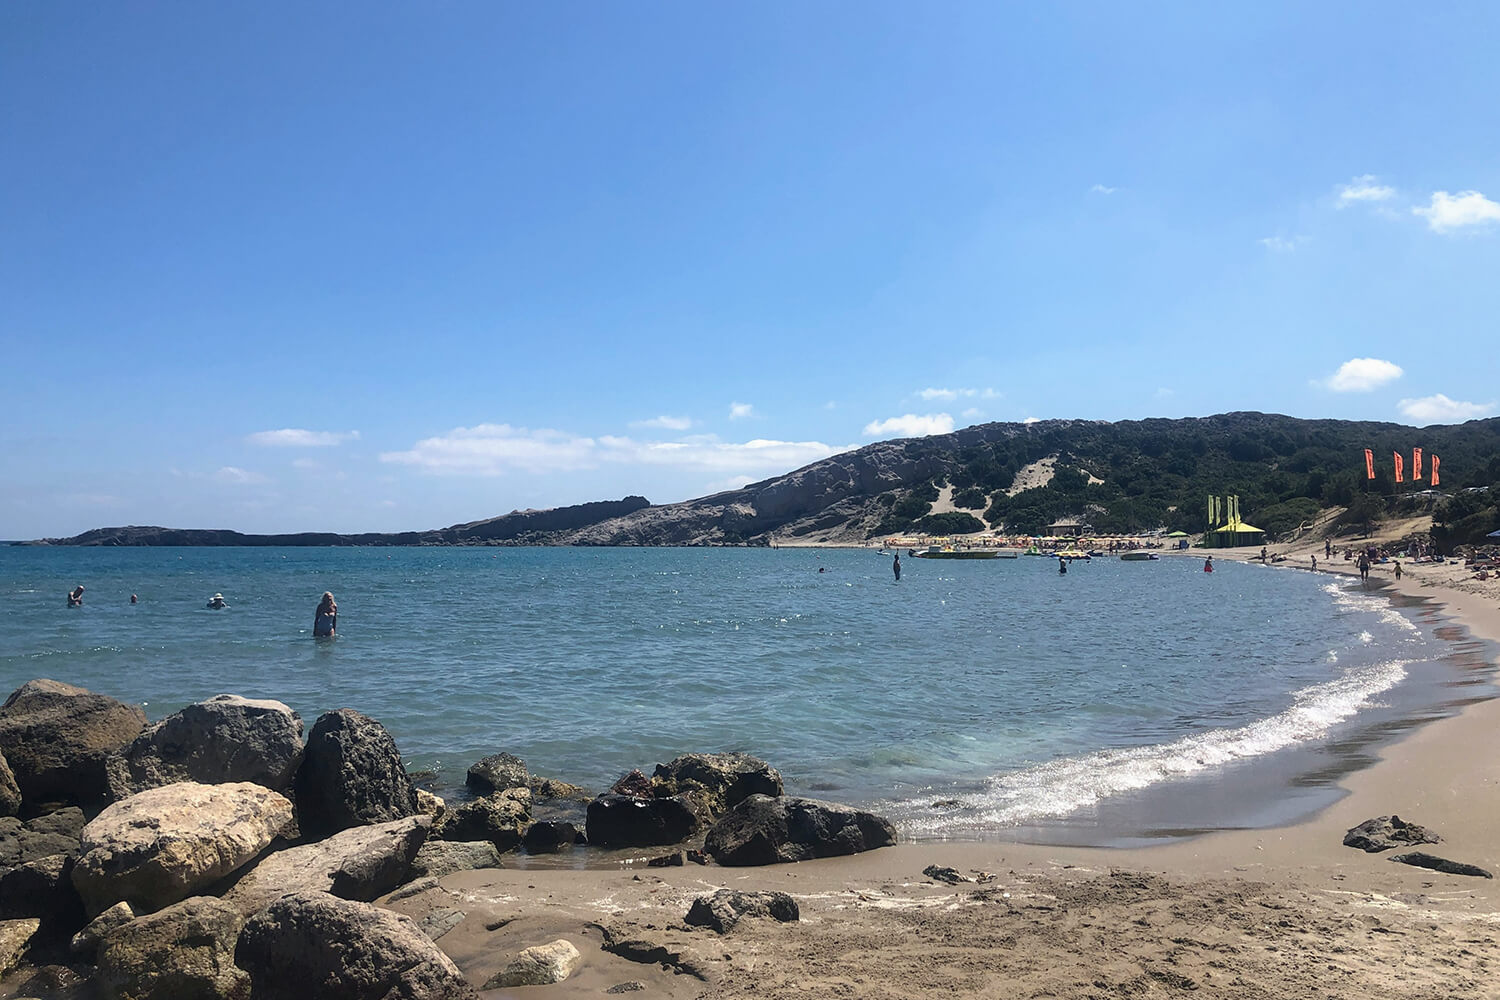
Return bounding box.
[610,769,654,798]
[94,896,249,1000]
[0,748,19,817]
[432,788,531,852]
[652,752,783,818]
[466,752,529,795]
[704,795,897,867]
[294,709,418,839]
[0,807,85,868]
[523,820,581,854]
[0,853,86,946]
[684,889,799,933]
[1390,852,1494,878]
[1343,815,1442,853]
[586,793,704,848]
[0,680,146,811]
[235,892,478,1000]
[103,694,304,801]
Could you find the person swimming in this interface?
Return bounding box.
[313,591,337,637]
[67,585,84,607]
[207,593,228,609]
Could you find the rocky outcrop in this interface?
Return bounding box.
[93,896,249,1000]
[222,816,430,916]
[1343,815,1441,853]
[0,807,85,867]
[71,781,293,916]
[523,820,581,854]
[483,939,582,988]
[431,788,531,852]
[0,853,85,941]
[704,795,897,866]
[652,753,783,818]
[103,694,304,801]
[465,752,529,795]
[585,793,704,848]
[1390,852,1493,878]
[294,709,418,839]
[409,839,502,879]
[0,680,146,810]
[684,889,799,933]
[0,748,19,817]
[0,918,41,978]
[70,900,135,959]
[235,892,478,1000]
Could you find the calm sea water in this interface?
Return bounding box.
[1,546,1490,845]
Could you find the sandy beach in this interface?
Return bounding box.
[376,534,1500,999]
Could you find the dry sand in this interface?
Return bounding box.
[381,527,1500,999]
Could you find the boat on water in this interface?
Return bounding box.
[915,546,1001,559]
[1120,551,1160,561]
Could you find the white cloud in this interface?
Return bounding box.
[862,413,955,438]
[1320,358,1404,392]
[1090,184,1117,195]
[1337,174,1395,204]
[1397,394,1497,424]
[246,428,360,447]
[729,402,756,420]
[380,423,848,477]
[1022,417,1041,425]
[214,466,267,485]
[917,387,999,401]
[961,407,983,419]
[1413,190,1500,233]
[1259,236,1301,252]
[630,415,693,431]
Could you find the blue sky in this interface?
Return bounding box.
[4,3,1498,538]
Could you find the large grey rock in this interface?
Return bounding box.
[294,709,418,839]
[465,752,529,795]
[684,889,799,933]
[483,939,582,988]
[0,679,146,810]
[586,792,704,847]
[0,853,86,939]
[235,892,478,1000]
[103,694,304,801]
[1343,814,1442,853]
[222,815,430,916]
[70,900,136,958]
[523,820,581,854]
[94,895,249,1000]
[653,752,783,818]
[0,747,19,817]
[432,788,530,852]
[704,795,897,866]
[0,806,85,867]
[409,839,502,879]
[72,781,293,916]
[0,918,41,978]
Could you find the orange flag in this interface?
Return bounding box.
[1431,454,1440,486]
[1393,452,1404,483]
[1413,448,1423,481]
[1364,448,1375,479]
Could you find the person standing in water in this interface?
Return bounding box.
[1058,556,1067,574]
[314,592,337,637]
[1203,556,1213,573]
[892,554,901,582]
[67,585,84,607]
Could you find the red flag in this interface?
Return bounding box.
[1393,452,1404,483]
[1413,448,1423,480]
[1364,448,1374,479]
[1431,454,1440,486]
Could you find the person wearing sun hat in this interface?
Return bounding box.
[206,593,228,609]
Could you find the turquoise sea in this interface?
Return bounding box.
[1,546,1492,845]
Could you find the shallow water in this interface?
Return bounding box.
[1,546,1488,843]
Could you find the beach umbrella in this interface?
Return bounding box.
[1166,530,1189,537]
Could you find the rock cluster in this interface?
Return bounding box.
[0,678,895,997]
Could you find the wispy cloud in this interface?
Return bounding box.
[1090,183,1117,195]
[630,415,693,431]
[1319,358,1404,392]
[379,423,847,477]
[961,407,983,419]
[213,466,268,485]
[862,413,955,438]
[1337,174,1395,205]
[1022,417,1041,425]
[246,428,360,447]
[1258,235,1302,252]
[917,387,999,401]
[1397,394,1497,424]
[1413,190,1500,233]
[729,402,756,421]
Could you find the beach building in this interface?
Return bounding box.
[1047,517,1090,537]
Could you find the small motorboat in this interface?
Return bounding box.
[1120,552,1160,561]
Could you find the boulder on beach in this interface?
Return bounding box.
[684,889,799,933]
[483,939,583,988]
[466,751,529,795]
[0,747,19,817]
[653,752,783,818]
[94,895,249,1000]
[104,694,304,801]
[0,852,86,940]
[235,891,479,1000]
[409,839,502,879]
[1343,814,1442,853]
[294,709,419,839]
[0,807,85,868]
[70,900,136,959]
[523,819,582,854]
[71,781,293,917]
[0,679,147,810]
[0,918,41,978]
[222,815,430,916]
[704,795,897,867]
[432,787,531,852]
[586,792,705,847]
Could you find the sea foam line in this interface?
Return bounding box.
[902,657,1410,833]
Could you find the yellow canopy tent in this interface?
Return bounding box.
[1207,518,1266,548]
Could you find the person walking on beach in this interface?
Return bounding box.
[892,554,901,582]
[67,585,84,607]
[1357,552,1370,582]
[314,592,337,636]
[1311,554,1317,571]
